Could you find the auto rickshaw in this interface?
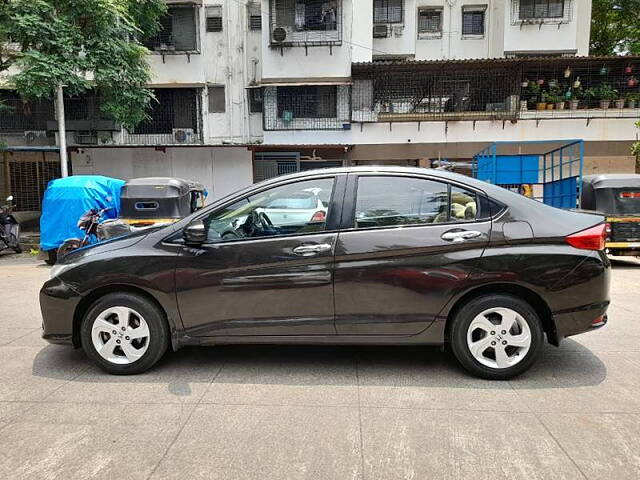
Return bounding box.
[119,177,207,228]
[581,174,640,256]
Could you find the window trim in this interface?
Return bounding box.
[341,173,491,232]
[461,5,486,39]
[417,6,443,39]
[166,174,346,246]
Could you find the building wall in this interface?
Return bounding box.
[70,147,253,201]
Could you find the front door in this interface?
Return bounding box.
[334,173,492,335]
[175,175,343,337]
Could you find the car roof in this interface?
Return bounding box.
[583,174,640,189]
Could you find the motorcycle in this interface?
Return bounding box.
[0,195,22,254]
[57,207,131,259]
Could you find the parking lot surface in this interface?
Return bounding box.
[1,252,639,480]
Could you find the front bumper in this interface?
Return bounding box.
[40,277,81,346]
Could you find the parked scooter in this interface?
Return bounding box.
[0,195,22,254]
[57,208,131,259]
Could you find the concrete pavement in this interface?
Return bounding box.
[1,252,639,480]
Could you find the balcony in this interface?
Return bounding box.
[268,0,342,48]
[122,88,203,145]
[351,56,640,124]
[263,85,350,130]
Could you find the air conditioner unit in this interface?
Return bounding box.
[74,130,98,145]
[272,27,287,43]
[173,128,195,144]
[23,130,46,144]
[373,24,388,38]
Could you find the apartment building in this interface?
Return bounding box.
[1,0,639,211]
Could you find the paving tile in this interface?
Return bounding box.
[539,413,640,480]
[356,346,525,412]
[0,346,88,402]
[0,402,195,480]
[202,345,358,407]
[0,328,39,346]
[0,401,37,424]
[150,404,362,480]
[360,408,583,480]
[510,352,640,413]
[47,347,222,405]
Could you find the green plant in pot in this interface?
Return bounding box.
[526,82,543,110]
[596,83,619,109]
[626,93,640,109]
[568,86,583,110]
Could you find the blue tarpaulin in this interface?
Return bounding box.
[40,175,125,252]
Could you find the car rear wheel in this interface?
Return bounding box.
[450,294,543,380]
[80,293,169,375]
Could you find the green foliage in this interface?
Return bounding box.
[632,121,640,158]
[590,0,640,55]
[0,0,167,128]
[585,83,620,101]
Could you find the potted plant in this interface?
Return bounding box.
[542,91,554,110]
[615,97,625,109]
[526,83,545,110]
[627,93,640,109]
[568,86,583,110]
[596,83,619,109]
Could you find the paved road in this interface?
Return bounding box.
[1,252,639,480]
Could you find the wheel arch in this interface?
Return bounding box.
[443,283,558,346]
[72,284,175,349]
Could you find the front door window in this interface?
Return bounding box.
[204,178,335,242]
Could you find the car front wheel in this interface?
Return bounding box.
[450,294,544,380]
[81,293,169,375]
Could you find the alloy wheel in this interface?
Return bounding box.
[466,307,532,369]
[91,306,150,365]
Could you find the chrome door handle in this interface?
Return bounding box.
[292,243,332,256]
[441,230,482,243]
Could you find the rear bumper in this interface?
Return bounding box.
[552,301,609,342]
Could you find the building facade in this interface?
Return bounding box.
[2,0,639,210]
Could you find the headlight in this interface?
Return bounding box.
[50,262,75,279]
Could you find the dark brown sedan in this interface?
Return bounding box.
[41,167,610,379]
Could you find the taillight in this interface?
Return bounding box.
[620,192,640,199]
[310,210,326,222]
[565,224,607,251]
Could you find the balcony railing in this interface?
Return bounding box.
[351,56,640,123]
[269,0,342,47]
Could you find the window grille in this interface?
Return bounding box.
[0,93,53,132]
[208,86,226,113]
[248,88,263,113]
[512,0,572,24]
[263,85,350,130]
[248,3,262,30]
[144,5,198,51]
[417,7,442,38]
[269,0,341,46]
[462,6,486,36]
[373,0,403,24]
[206,6,223,32]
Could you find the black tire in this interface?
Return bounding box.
[80,292,169,375]
[45,250,57,265]
[450,294,544,380]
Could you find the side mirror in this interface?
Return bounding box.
[6,195,13,202]
[183,219,206,245]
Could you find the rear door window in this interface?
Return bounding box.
[353,176,480,228]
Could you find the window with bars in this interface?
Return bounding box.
[206,6,223,32]
[374,0,403,24]
[277,86,337,119]
[248,89,263,113]
[248,3,262,30]
[133,89,200,135]
[417,7,442,37]
[519,0,564,19]
[269,0,341,46]
[462,6,486,36]
[144,5,198,51]
[208,86,226,113]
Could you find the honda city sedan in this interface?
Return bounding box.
[40,167,610,379]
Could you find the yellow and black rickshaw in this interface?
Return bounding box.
[120,177,207,228]
[581,174,640,256]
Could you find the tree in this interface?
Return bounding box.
[0,0,167,129]
[590,0,640,56]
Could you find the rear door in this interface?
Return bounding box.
[334,173,492,335]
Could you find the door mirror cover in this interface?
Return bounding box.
[183,219,207,245]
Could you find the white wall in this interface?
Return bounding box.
[70,146,254,201]
[265,117,640,145]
